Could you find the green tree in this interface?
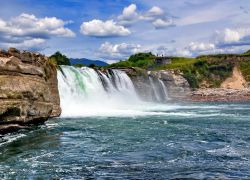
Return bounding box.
[108,52,156,69]
[88,64,96,68]
[49,51,71,66]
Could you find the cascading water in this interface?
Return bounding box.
[149,77,161,102]
[149,77,169,103]
[159,79,169,101]
[57,66,172,117]
[58,66,145,117]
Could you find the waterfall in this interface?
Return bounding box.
[57,66,142,117]
[159,79,169,101]
[149,77,161,102]
[57,66,171,117]
[149,77,169,103]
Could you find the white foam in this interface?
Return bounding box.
[58,66,159,117]
[0,133,26,147]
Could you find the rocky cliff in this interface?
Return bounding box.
[0,48,61,134]
[190,65,250,102]
[119,66,250,103]
[118,68,190,102]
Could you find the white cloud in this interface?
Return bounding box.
[141,6,165,21]
[116,4,174,29]
[152,19,173,29]
[119,4,138,20]
[188,42,215,52]
[0,13,75,38]
[214,28,250,45]
[2,38,46,51]
[118,4,139,26]
[181,27,250,56]
[0,13,75,51]
[18,38,45,47]
[80,19,131,37]
[148,6,164,16]
[99,42,141,60]
[156,46,193,57]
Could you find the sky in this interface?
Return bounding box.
[0,0,250,63]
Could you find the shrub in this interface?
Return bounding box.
[108,52,155,69]
[49,51,71,66]
[239,60,250,81]
[183,70,199,88]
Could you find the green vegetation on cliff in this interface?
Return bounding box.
[49,51,71,66]
[242,50,250,56]
[182,60,233,88]
[109,50,250,88]
[239,60,250,81]
[109,53,156,69]
[154,57,233,88]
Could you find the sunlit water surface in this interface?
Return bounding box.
[0,103,250,179]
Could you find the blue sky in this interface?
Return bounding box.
[0,0,250,63]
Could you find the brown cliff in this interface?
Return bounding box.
[190,66,250,102]
[0,48,61,134]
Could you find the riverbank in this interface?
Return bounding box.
[190,88,250,102]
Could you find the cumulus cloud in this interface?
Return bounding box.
[0,13,75,51]
[80,4,174,38]
[152,19,174,29]
[118,4,139,25]
[142,6,165,21]
[0,13,75,38]
[148,6,164,16]
[98,42,141,60]
[177,27,250,57]
[214,27,250,45]
[142,6,174,29]
[116,4,174,29]
[80,19,131,37]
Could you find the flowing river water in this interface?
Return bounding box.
[0,67,249,179]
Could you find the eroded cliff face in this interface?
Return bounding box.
[190,66,250,102]
[119,68,190,102]
[0,48,61,133]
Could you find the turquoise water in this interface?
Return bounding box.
[0,103,250,179]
